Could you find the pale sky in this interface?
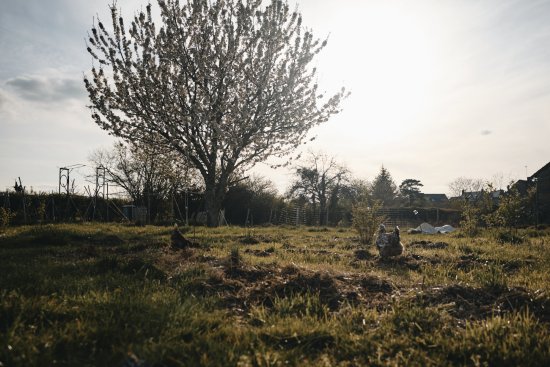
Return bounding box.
[1,0,549,196]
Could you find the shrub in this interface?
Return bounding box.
[493,229,524,245]
[352,200,385,245]
[460,202,480,237]
[0,207,13,227]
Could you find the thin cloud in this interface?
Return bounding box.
[5,73,86,103]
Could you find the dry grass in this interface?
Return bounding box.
[1,223,549,366]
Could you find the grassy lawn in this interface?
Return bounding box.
[1,223,549,366]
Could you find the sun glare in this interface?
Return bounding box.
[361,5,438,128]
[320,2,443,140]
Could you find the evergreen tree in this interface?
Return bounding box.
[371,166,397,206]
[399,178,423,206]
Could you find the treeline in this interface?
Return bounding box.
[0,188,462,228]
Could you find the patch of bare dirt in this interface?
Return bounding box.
[281,247,343,260]
[171,258,396,313]
[455,254,536,273]
[418,285,550,322]
[244,247,275,257]
[353,249,374,260]
[371,254,434,271]
[238,234,280,244]
[243,265,395,311]
[239,236,260,244]
[408,240,449,249]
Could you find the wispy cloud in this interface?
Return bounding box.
[5,73,85,103]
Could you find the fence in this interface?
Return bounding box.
[0,190,206,226]
[378,207,462,228]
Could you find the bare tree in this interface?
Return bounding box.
[288,152,348,225]
[89,141,199,203]
[84,0,347,225]
[448,177,485,198]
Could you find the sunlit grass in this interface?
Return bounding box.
[1,223,549,366]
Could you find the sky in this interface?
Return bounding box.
[1,0,550,196]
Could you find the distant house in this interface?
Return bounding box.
[512,161,550,224]
[458,189,504,205]
[424,194,448,204]
[513,179,531,196]
[528,162,550,223]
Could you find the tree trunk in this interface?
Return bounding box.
[319,198,327,226]
[204,180,227,227]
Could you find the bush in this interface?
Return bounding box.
[0,207,14,227]
[460,203,480,237]
[493,229,524,245]
[352,200,385,245]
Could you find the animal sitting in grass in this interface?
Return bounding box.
[375,224,404,258]
[171,224,192,249]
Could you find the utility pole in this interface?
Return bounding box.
[533,177,539,228]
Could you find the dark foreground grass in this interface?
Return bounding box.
[1,223,549,366]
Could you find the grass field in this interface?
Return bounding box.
[1,223,549,366]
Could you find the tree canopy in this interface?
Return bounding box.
[84,0,347,225]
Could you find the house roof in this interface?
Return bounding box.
[424,194,448,201]
[530,162,550,179]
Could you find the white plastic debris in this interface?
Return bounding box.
[409,222,455,234]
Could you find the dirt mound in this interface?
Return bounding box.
[173,259,396,313]
[455,255,536,273]
[419,285,550,322]
[375,254,428,270]
[239,236,260,244]
[244,247,275,257]
[239,234,279,244]
[409,240,449,249]
[282,247,343,260]
[353,249,374,260]
[245,266,394,311]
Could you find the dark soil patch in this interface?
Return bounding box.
[239,235,279,244]
[194,254,218,263]
[419,285,550,322]
[181,261,395,313]
[455,254,488,271]
[95,234,125,246]
[408,240,449,249]
[239,236,260,244]
[245,266,394,311]
[259,331,335,351]
[224,263,275,282]
[354,249,374,260]
[244,247,275,257]
[374,254,430,271]
[282,247,343,260]
[455,255,536,273]
[181,271,243,297]
[281,242,295,249]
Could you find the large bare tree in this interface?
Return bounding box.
[89,141,199,203]
[288,152,348,225]
[84,0,347,225]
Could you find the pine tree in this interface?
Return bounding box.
[371,166,397,206]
